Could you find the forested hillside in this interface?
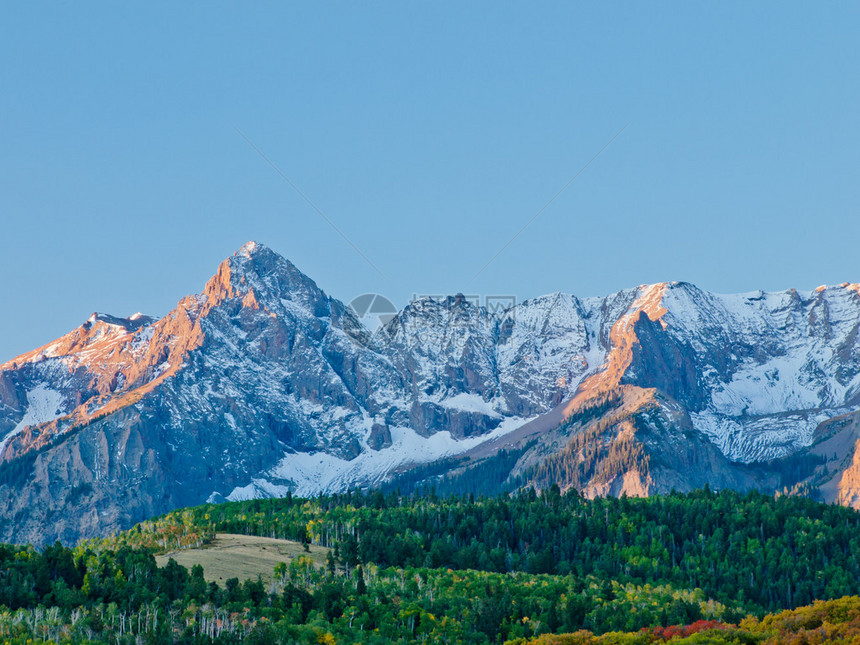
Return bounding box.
[98,487,860,613]
[2,489,860,643]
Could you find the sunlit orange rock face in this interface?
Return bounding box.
[562,283,669,423]
[573,283,669,400]
[0,242,396,543]
[538,281,860,505]
[835,443,860,507]
[0,253,250,461]
[546,284,676,500]
[796,410,860,510]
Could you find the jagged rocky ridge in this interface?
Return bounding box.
[2,242,860,545]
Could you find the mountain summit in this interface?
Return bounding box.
[2,244,860,545]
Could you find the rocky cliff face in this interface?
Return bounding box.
[2,243,860,545]
[631,283,860,461]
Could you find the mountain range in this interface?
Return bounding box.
[2,241,860,545]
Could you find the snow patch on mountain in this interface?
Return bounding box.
[0,385,64,458]
[659,282,860,461]
[223,414,534,501]
[690,411,837,462]
[435,393,503,417]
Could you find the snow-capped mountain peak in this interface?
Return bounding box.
[2,243,860,545]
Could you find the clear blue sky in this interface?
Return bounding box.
[1,2,858,361]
